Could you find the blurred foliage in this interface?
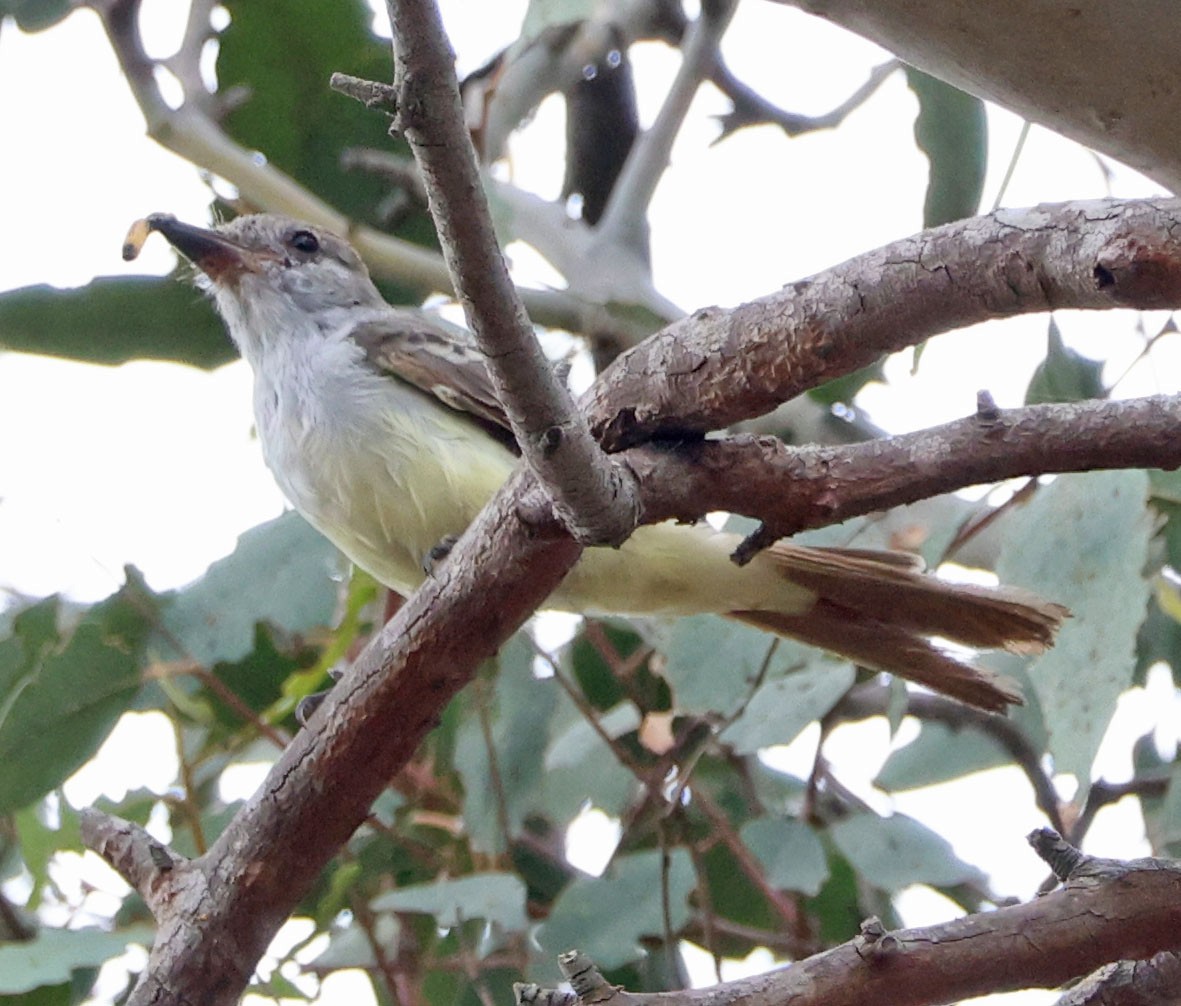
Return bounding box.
[906,68,988,229]
[2,1,1179,1005]
[0,276,231,369]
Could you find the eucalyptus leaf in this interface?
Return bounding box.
[997,471,1152,783]
[372,872,527,931]
[160,511,343,667]
[0,0,72,32]
[0,582,153,814]
[0,276,231,368]
[216,0,435,273]
[830,813,986,891]
[740,818,828,895]
[1025,318,1105,405]
[721,661,855,754]
[875,721,1009,792]
[0,926,154,994]
[906,68,987,227]
[536,850,693,966]
[454,636,557,853]
[664,615,811,715]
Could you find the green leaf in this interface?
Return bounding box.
[875,721,1009,792]
[0,0,72,32]
[905,68,987,227]
[567,621,645,711]
[1025,318,1106,405]
[830,813,986,891]
[454,637,558,853]
[997,471,1152,782]
[1157,763,1181,849]
[807,852,863,943]
[720,661,855,754]
[0,980,72,1006]
[311,917,398,970]
[0,926,154,994]
[0,582,153,814]
[371,872,527,931]
[539,692,637,822]
[1148,468,1181,506]
[807,363,885,408]
[664,615,812,715]
[13,805,82,910]
[216,0,435,275]
[536,850,693,967]
[160,511,343,667]
[207,624,319,729]
[0,276,232,368]
[739,818,828,895]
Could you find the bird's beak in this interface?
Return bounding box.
[132,214,272,286]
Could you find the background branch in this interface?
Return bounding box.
[93,0,625,337]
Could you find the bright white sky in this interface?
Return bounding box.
[1,3,1178,1004]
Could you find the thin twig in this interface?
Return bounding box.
[385,0,642,548]
[715,59,901,141]
[692,787,802,932]
[831,682,1067,835]
[991,120,1032,210]
[595,0,738,254]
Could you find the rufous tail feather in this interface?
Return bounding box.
[729,542,1069,712]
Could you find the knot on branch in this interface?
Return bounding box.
[1028,827,1087,881]
[855,915,903,960]
[329,72,398,115]
[1094,235,1181,307]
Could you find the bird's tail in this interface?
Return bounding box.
[730,542,1069,712]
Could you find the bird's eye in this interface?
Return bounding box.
[289,230,320,254]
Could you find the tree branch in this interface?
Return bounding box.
[714,58,901,140]
[522,836,1181,1006]
[93,470,583,1006]
[830,681,1067,836]
[777,1,1181,193]
[1054,949,1181,1006]
[586,198,1181,449]
[594,0,738,256]
[383,0,641,546]
[625,394,1181,542]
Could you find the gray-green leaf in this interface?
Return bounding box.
[997,471,1152,784]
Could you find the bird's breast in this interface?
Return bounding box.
[249,348,516,595]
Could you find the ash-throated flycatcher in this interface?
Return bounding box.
[127,212,1067,710]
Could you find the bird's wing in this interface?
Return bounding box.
[350,310,517,447]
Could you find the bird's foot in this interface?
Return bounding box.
[422,534,459,576]
[295,666,345,727]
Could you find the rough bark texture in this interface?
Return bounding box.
[586,199,1181,450]
[520,861,1181,1006]
[625,395,1181,538]
[783,0,1181,193]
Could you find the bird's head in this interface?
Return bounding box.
[129,213,386,359]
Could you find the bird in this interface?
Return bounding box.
[124,212,1067,712]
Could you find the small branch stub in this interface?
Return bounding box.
[329,71,399,115]
[79,808,185,915]
[855,916,902,960]
[1028,827,1088,881]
